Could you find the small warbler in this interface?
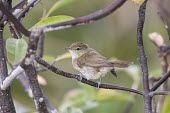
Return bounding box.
[66,42,131,87]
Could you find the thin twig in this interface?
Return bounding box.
[149,32,170,113]
[35,56,143,96]
[12,0,28,15]
[8,23,22,39]
[17,0,41,21]
[136,0,151,112]
[151,70,170,91]
[0,1,30,36]
[149,77,156,113]
[148,32,169,113]
[149,91,170,97]
[43,0,127,32]
[12,0,40,16]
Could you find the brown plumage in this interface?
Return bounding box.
[67,42,132,80]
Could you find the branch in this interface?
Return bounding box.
[1,66,24,90]
[20,27,49,112]
[151,70,170,91]
[43,0,127,32]
[136,0,151,112]
[8,23,21,39]
[149,91,170,97]
[35,56,143,96]
[12,0,40,16]
[148,32,169,113]
[17,0,41,21]
[0,26,16,113]
[17,72,33,98]
[0,1,30,36]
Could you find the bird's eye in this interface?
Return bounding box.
[76,48,80,50]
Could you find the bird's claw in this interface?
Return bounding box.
[78,74,83,81]
[96,81,101,90]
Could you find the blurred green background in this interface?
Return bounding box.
[4,0,170,113]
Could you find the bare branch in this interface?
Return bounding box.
[17,0,41,21]
[149,91,170,97]
[151,70,170,91]
[0,1,30,36]
[8,23,21,39]
[12,0,40,16]
[1,66,24,90]
[35,56,143,96]
[43,0,127,32]
[148,32,169,113]
[136,0,151,112]
[20,27,49,112]
[0,26,16,113]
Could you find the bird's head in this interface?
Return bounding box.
[65,42,89,58]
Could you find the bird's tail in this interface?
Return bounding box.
[110,60,133,68]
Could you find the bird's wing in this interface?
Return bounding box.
[76,49,113,68]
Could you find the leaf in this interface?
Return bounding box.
[161,96,170,113]
[95,89,134,102]
[34,15,74,27]
[6,38,27,65]
[55,52,72,62]
[46,0,76,17]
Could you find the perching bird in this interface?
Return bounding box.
[66,42,131,87]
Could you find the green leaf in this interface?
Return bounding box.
[6,38,27,65]
[95,89,134,102]
[34,15,75,27]
[46,0,76,17]
[161,96,170,113]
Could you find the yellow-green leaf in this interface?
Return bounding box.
[34,15,75,27]
[6,38,27,65]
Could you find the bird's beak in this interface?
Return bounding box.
[64,47,70,50]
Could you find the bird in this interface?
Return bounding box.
[66,42,132,87]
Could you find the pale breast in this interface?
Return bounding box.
[72,58,113,80]
[78,66,113,80]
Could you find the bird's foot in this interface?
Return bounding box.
[78,74,84,81]
[96,81,101,90]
